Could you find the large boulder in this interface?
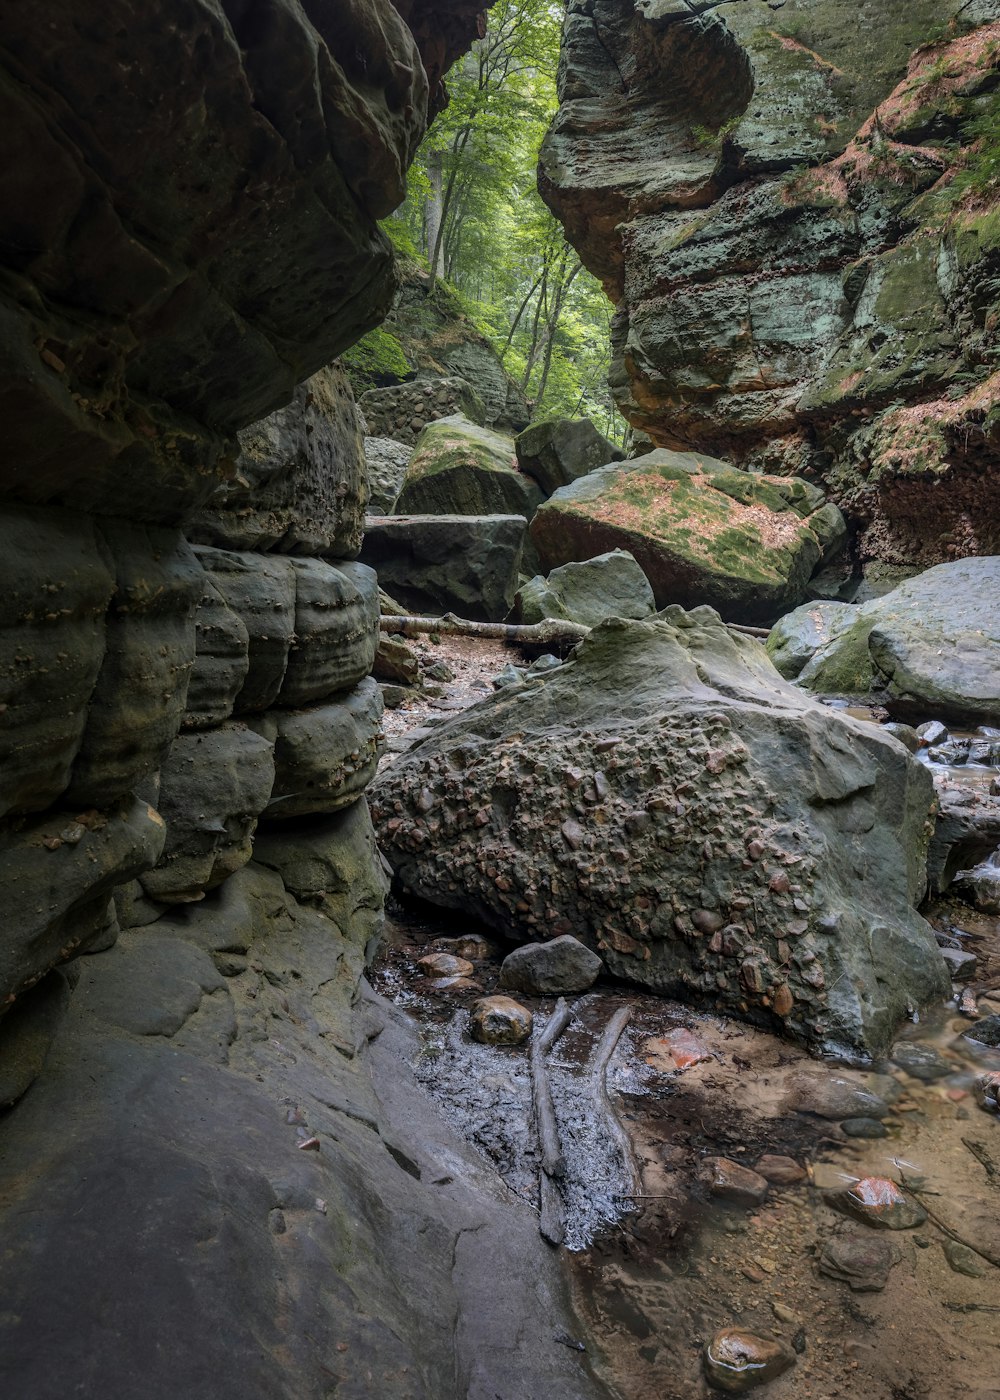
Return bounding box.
[364,436,412,515]
[530,449,844,625]
[396,415,543,521]
[371,609,949,1058]
[539,2,1000,572]
[515,417,624,496]
[188,365,368,559]
[515,550,656,627]
[360,514,526,622]
[767,557,1000,724]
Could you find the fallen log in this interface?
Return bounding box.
[379,612,771,643]
[531,998,575,1247]
[588,1005,639,1198]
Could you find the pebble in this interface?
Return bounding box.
[468,995,532,1046]
[943,1239,985,1278]
[755,1154,806,1185]
[656,1027,713,1071]
[417,953,474,978]
[703,1329,794,1393]
[818,1232,896,1291]
[784,1071,894,1121]
[832,1176,927,1230]
[840,1117,888,1139]
[702,1157,770,1207]
[890,1041,953,1082]
[427,976,482,992]
[430,934,499,961]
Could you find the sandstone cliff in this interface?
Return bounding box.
[541,0,1000,570]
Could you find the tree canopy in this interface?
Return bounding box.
[380,0,622,439]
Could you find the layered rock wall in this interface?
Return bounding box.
[542,0,1000,569]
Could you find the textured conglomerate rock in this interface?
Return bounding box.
[541,0,1000,570]
[372,609,950,1058]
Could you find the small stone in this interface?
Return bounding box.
[702,1157,769,1207]
[772,983,794,1017]
[561,819,585,850]
[890,1041,953,1082]
[427,975,482,992]
[499,935,603,995]
[417,953,475,978]
[770,1302,801,1326]
[785,1071,893,1120]
[941,946,977,980]
[832,1176,927,1230]
[431,934,499,961]
[424,661,455,682]
[468,995,532,1046]
[755,1154,806,1185]
[916,720,948,746]
[692,909,724,934]
[943,1239,984,1277]
[704,1329,794,1393]
[840,1117,888,1139]
[818,1232,896,1291]
[647,1027,713,1072]
[963,1015,1000,1050]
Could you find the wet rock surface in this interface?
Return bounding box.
[703,1328,795,1393]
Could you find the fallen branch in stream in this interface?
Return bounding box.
[588,1006,639,1201]
[531,998,575,1246]
[899,1172,1000,1271]
[379,613,771,644]
[962,1138,1000,1186]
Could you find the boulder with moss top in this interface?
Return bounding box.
[396,414,543,521]
[530,449,844,625]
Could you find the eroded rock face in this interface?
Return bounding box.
[0,1,496,525]
[767,557,1000,723]
[542,1,1000,570]
[371,609,950,1056]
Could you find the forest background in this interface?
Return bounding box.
[346,0,624,440]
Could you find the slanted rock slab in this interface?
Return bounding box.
[516,549,656,628]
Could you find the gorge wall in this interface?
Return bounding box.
[541,0,1000,573]
[0,5,602,1397]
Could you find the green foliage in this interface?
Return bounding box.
[341,328,411,394]
[392,0,625,441]
[955,93,1000,197]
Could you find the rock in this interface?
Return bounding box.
[418,953,475,979]
[770,560,1000,725]
[818,1232,897,1291]
[365,437,411,515]
[941,946,978,980]
[250,799,388,943]
[891,1041,954,1082]
[139,725,276,904]
[515,417,624,495]
[704,1329,794,1394]
[918,720,950,748]
[755,1155,806,1186]
[944,1239,985,1278]
[499,935,603,995]
[396,415,543,523]
[702,1158,769,1207]
[516,550,656,628]
[648,1027,713,1072]
[193,548,296,713]
[0,506,114,819]
[65,524,204,806]
[359,375,488,445]
[359,514,526,622]
[953,858,1000,915]
[372,609,948,1057]
[250,679,384,821]
[530,451,842,626]
[188,365,366,558]
[0,971,71,1107]
[540,5,1000,575]
[784,1072,896,1121]
[975,1072,1000,1111]
[0,796,166,1006]
[431,935,500,962]
[840,1118,889,1141]
[280,559,379,707]
[468,996,533,1046]
[963,1014,1000,1049]
[380,683,414,710]
[767,603,861,683]
[928,788,1000,898]
[832,1177,927,1231]
[883,723,922,754]
[373,636,421,686]
[182,573,251,730]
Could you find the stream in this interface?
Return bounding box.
[373,636,1000,1400]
